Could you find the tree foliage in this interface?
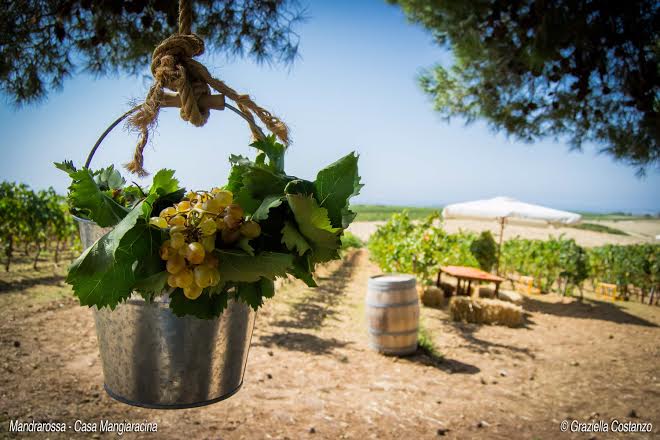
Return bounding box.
[470,230,497,272]
[368,212,480,284]
[390,0,659,173]
[1,0,305,103]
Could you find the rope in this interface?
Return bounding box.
[125,0,289,176]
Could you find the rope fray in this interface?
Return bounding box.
[125,0,289,176]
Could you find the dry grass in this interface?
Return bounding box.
[449,296,523,327]
[420,286,448,308]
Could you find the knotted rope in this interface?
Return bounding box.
[125,0,289,176]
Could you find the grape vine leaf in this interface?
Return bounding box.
[149,169,180,196]
[169,289,229,319]
[61,167,129,227]
[236,278,275,310]
[286,194,342,264]
[284,179,315,196]
[237,237,255,256]
[133,270,168,296]
[289,254,318,287]
[250,135,286,172]
[216,250,293,282]
[314,152,362,229]
[54,160,77,174]
[281,221,311,256]
[94,165,125,190]
[229,159,292,215]
[66,197,160,309]
[251,195,283,221]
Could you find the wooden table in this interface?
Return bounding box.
[436,265,505,296]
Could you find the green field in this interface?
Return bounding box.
[352,205,441,221]
[571,222,629,235]
[577,211,658,221]
[352,205,654,236]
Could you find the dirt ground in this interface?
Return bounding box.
[348,219,660,246]
[1,250,659,439]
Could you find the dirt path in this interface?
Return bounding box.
[1,250,659,439]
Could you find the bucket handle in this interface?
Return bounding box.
[84,94,267,169]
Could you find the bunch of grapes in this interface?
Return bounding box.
[149,188,261,300]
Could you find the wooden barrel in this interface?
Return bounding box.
[366,274,419,355]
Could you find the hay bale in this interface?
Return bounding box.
[478,286,495,299]
[421,286,448,308]
[449,297,523,327]
[497,289,523,305]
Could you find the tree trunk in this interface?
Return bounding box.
[54,240,61,264]
[33,242,41,270]
[5,236,13,272]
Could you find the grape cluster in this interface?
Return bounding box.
[149,189,261,300]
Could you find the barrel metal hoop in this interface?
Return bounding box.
[367,286,417,293]
[367,327,419,336]
[365,299,419,308]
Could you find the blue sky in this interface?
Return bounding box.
[1,0,658,213]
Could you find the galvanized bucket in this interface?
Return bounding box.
[75,217,256,409]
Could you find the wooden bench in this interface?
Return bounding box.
[436,266,504,297]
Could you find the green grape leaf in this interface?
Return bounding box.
[314,152,363,228]
[284,179,315,196]
[216,250,293,282]
[281,221,311,256]
[133,271,168,296]
[288,254,318,287]
[237,237,255,256]
[149,169,180,196]
[54,160,77,175]
[251,195,283,221]
[229,159,292,215]
[236,278,275,310]
[286,194,342,264]
[64,168,129,227]
[66,197,161,309]
[236,281,262,309]
[94,165,126,190]
[260,277,275,298]
[169,289,229,319]
[250,135,286,172]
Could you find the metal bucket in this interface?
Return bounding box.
[75,217,256,409]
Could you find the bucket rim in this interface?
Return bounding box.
[72,214,97,225]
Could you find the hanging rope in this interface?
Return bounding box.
[125,0,289,176]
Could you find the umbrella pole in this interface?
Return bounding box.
[496,217,505,275]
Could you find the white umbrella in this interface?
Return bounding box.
[442,196,581,273]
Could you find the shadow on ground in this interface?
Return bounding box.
[0,274,65,293]
[271,252,358,330]
[403,348,480,375]
[255,252,359,355]
[523,296,658,327]
[446,321,537,359]
[255,331,352,355]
